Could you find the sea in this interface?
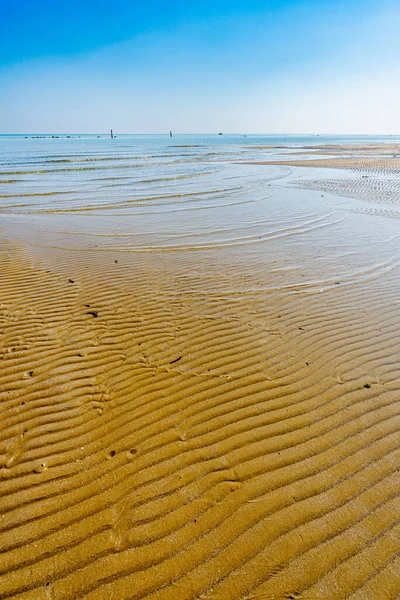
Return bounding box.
[0,133,399,295]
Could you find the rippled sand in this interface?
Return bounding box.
[1,139,400,599]
[247,157,400,172]
[250,143,400,156]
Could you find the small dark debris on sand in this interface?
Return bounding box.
[170,356,182,364]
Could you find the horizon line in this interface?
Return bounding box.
[1,132,400,136]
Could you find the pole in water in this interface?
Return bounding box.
[170,130,172,137]
[110,129,113,139]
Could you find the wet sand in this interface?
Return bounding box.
[245,157,400,171]
[249,143,400,155]
[1,141,400,599]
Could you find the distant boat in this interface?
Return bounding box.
[218,132,223,135]
[170,131,173,137]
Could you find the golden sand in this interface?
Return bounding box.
[1,145,400,598]
[243,157,400,172]
[248,143,400,155]
[243,144,400,172]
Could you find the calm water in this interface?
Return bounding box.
[0,133,399,212]
[0,133,399,295]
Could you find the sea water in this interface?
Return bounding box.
[0,133,399,295]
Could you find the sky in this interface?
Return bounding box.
[1,0,400,134]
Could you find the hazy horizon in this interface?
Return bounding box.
[3,132,400,137]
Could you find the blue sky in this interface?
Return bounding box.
[1,0,400,133]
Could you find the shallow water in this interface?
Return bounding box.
[0,134,399,295]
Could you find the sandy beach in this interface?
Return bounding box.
[1,138,399,599]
